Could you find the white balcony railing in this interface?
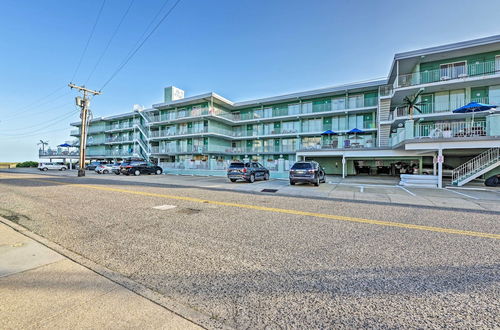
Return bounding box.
[414,121,487,139]
[397,60,499,88]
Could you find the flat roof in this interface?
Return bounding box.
[151,78,387,111]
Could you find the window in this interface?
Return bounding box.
[301,102,312,113]
[263,107,272,118]
[348,94,364,109]
[288,104,300,115]
[331,97,346,110]
[282,121,299,133]
[440,61,466,80]
[449,89,465,110]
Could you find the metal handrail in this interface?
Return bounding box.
[452,148,500,184]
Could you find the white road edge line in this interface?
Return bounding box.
[398,186,416,196]
[360,186,364,193]
[444,188,479,200]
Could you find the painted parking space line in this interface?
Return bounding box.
[444,188,479,200]
[2,174,499,240]
[398,186,416,197]
[153,204,177,210]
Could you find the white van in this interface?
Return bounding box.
[38,162,68,171]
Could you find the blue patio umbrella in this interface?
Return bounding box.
[321,130,337,135]
[58,143,73,147]
[452,102,497,124]
[347,128,365,145]
[321,130,337,146]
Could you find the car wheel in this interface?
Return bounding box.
[115,171,120,175]
[60,167,67,171]
[103,170,109,174]
[230,179,237,182]
[290,180,295,185]
[134,170,140,176]
[43,168,48,171]
[248,174,255,183]
[264,172,269,180]
[156,169,162,175]
[314,175,320,186]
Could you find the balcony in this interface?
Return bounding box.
[414,121,487,139]
[149,127,209,139]
[105,135,137,144]
[39,150,79,157]
[388,97,495,121]
[397,61,499,88]
[105,121,138,132]
[390,119,496,146]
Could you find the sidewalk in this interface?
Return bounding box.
[0,220,201,330]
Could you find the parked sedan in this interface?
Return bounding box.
[289,161,326,186]
[421,163,454,177]
[86,161,105,171]
[38,162,68,171]
[227,162,270,183]
[118,161,163,176]
[95,163,120,174]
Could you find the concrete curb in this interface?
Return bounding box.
[0,216,232,330]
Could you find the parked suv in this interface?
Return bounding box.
[227,162,270,183]
[117,161,163,176]
[289,161,326,186]
[38,162,68,171]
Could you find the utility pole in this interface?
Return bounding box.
[68,83,101,177]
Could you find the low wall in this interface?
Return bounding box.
[0,163,17,169]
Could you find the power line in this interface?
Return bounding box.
[0,102,76,131]
[71,0,107,82]
[85,0,135,85]
[2,92,72,121]
[0,111,79,137]
[100,0,182,90]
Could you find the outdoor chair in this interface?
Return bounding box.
[344,140,351,148]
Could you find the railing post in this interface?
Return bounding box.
[438,148,443,189]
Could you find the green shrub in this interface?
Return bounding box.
[16,161,39,168]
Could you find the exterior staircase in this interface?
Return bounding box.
[133,117,151,161]
[452,148,500,186]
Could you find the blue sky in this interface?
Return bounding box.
[2,0,500,161]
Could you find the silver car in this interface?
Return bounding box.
[95,163,120,174]
[38,162,68,171]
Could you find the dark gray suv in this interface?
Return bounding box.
[289,161,326,186]
[227,162,270,183]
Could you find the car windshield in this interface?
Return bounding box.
[229,163,244,168]
[291,163,312,169]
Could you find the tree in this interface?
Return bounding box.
[37,140,48,153]
[402,90,424,120]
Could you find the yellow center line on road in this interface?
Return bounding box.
[1,173,500,240]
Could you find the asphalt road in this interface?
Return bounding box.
[0,170,499,329]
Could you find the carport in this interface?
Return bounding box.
[296,148,428,178]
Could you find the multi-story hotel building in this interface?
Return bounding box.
[64,35,500,186]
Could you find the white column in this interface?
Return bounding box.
[438,148,443,188]
[433,152,437,176]
[342,156,346,179]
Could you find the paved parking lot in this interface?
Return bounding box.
[0,168,499,328]
[6,168,500,212]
